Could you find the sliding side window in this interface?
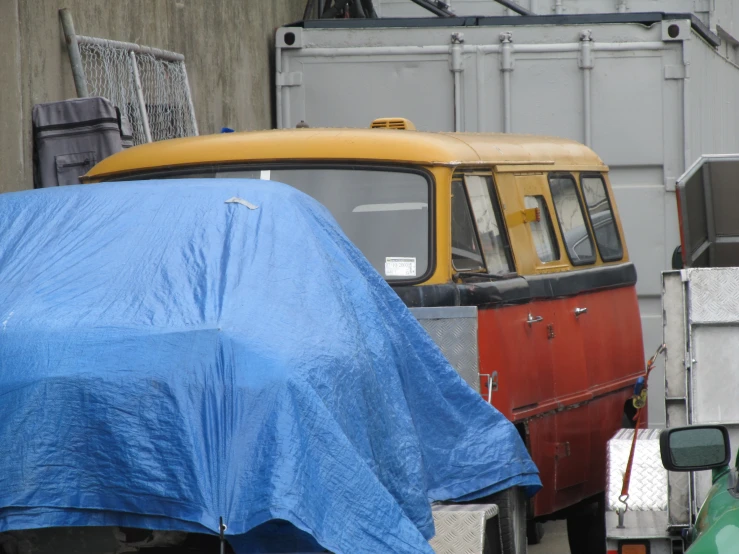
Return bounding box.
[524,195,559,263]
[581,174,624,262]
[549,173,596,265]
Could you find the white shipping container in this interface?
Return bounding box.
[275,9,739,426]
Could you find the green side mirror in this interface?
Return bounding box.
[660,425,731,472]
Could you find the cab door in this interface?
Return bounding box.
[541,172,598,493]
[577,173,642,389]
[543,173,592,403]
[503,173,591,404]
[493,173,561,415]
[451,171,552,419]
[506,172,592,495]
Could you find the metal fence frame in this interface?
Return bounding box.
[59,8,198,143]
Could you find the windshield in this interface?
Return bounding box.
[137,167,431,282]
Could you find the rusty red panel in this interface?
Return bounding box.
[478,300,554,419]
[527,414,556,516]
[477,285,643,517]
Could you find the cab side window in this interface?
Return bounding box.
[464,175,513,274]
[581,174,624,262]
[524,195,559,263]
[451,175,513,274]
[549,174,596,265]
[451,179,485,272]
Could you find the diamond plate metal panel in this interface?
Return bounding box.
[429,503,498,554]
[690,327,739,425]
[607,429,667,511]
[411,307,479,392]
[682,269,739,516]
[687,267,739,323]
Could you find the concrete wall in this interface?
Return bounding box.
[0,0,304,193]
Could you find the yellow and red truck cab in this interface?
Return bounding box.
[85,119,644,526]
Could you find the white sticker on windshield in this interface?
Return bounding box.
[385,257,417,277]
[260,170,271,180]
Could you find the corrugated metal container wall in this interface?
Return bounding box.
[689,39,739,165]
[276,16,739,427]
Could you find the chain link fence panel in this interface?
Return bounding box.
[77,38,198,146]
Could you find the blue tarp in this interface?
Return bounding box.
[0,180,540,553]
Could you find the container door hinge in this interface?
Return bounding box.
[277,72,303,87]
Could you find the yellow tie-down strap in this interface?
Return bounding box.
[506,207,540,228]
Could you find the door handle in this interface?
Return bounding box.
[574,307,588,317]
[482,371,499,403]
[526,313,544,326]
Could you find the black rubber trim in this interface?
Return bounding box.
[393,262,637,307]
[289,12,719,47]
[34,117,120,134]
[394,276,530,307]
[525,263,636,298]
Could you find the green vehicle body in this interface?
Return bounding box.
[686,464,739,553]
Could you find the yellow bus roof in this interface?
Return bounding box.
[85,128,606,180]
